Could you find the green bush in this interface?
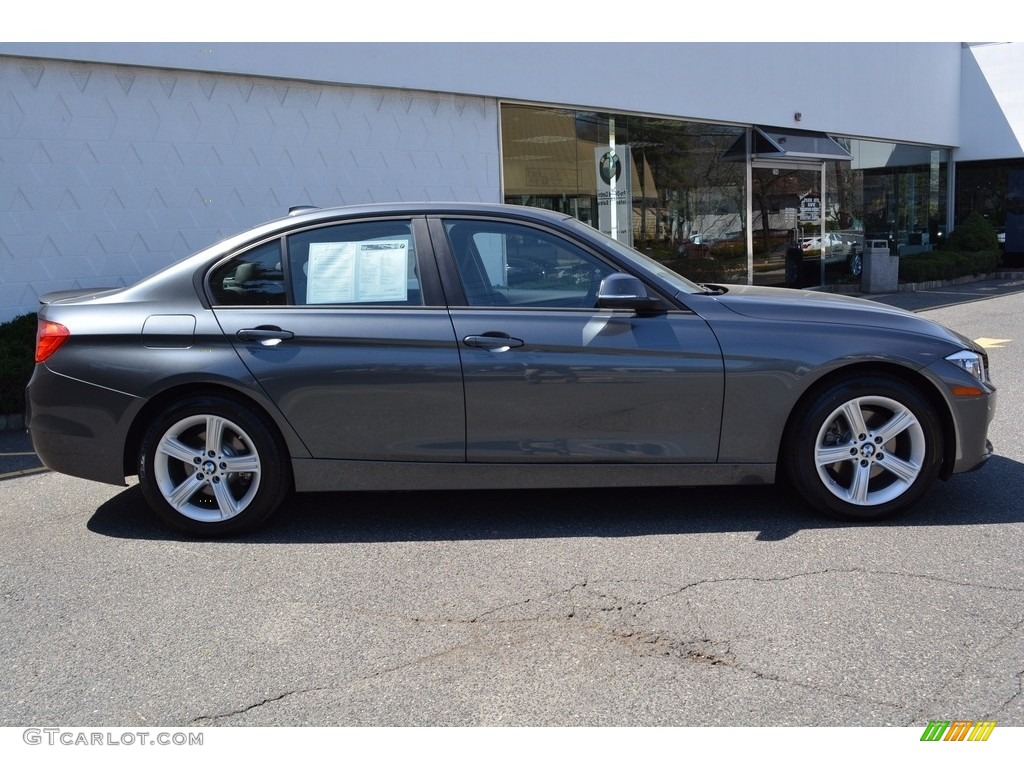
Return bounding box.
[0,313,37,416]
[944,211,1001,253]
[899,250,1001,283]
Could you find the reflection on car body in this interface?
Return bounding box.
[26,203,996,536]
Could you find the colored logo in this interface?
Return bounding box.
[920,720,996,741]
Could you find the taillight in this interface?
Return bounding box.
[35,320,70,363]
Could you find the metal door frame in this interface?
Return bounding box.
[748,157,827,286]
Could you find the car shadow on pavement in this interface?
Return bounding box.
[86,455,1024,543]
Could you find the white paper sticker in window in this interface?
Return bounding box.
[306,240,409,304]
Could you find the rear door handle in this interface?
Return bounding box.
[463,332,524,351]
[237,326,294,346]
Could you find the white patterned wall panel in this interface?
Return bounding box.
[0,56,500,320]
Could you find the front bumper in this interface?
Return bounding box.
[948,384,996,476]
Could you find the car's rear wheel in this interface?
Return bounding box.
[785,376,943,520]
[138,396,290,536]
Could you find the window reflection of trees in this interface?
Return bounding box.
[501,106,949,283]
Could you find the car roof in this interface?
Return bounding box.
[276,201,575,229]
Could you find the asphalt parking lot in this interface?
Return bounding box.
[2,277,1022,727]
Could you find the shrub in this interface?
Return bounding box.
[899,250,1001,283]
[945,211,1000,253]
[0,313,37,416]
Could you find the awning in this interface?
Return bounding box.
[723,126,853,163]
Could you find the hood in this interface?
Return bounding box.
[705,284,977,350]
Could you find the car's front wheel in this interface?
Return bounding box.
[784,376,943,520]
[138,396,291,536]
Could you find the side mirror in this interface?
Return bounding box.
[597,273,662,313]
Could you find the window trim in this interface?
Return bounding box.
[206,216,448,309]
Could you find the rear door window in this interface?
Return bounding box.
[287,220,421,306]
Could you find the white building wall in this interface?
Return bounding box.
[1,42,965,146]
[0,55,499,320]
[959,42,1024,162]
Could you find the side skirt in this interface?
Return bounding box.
[292,460,776,493]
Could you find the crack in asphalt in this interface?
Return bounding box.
[186,632,532,725]
[994,669,1024,716]
[462,569,1024,716]
[190,689,318,725]
[909,615,1024,723]
[188,568,1023,724]
[647,567,1024,601]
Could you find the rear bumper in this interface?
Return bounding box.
[26,364,139,486]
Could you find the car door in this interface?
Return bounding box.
[209,216,465,462]
[431,216,724,463]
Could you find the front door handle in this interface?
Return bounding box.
[463,332,524,352]
[237,326,294,346]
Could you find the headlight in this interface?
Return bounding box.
[946,350,988,384]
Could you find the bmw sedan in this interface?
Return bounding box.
[26,203,996,536]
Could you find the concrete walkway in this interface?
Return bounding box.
[847,273,1024,312]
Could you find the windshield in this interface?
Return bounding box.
[563,218,704,295]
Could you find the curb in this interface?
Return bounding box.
[0,466,47,481]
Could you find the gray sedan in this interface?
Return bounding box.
[26,203,996,535]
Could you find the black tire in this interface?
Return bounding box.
[848,250,863,277]
[138,396,291,536]
[784,376,943,521]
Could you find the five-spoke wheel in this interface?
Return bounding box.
[139,397,290,536]
[786,377,942,520]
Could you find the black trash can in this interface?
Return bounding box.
[785,244,804,287]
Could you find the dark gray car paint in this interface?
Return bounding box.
[26,202,996,499]
[213,306,466,461]
[448,307,724,462]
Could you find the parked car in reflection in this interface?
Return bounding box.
[505,256,547,285]
[27,203,995,536]
[802,232,863,276]
[801,232,846,253]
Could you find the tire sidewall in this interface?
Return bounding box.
[786,376,942,520]
[138,396,290,537]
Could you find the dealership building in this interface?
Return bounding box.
[1,42,1023,321]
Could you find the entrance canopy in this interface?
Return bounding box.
[723,126,853,165]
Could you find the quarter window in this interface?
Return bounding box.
[208,241,285,306]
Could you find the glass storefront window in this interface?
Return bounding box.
[501,105,747,284]
[501,104,950,288]
[956,158,1024,264]
[849,140,948,256]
